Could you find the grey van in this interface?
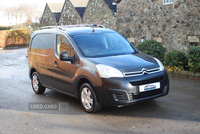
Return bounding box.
[28,25,169,113]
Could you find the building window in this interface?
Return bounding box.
[163,0,173,5]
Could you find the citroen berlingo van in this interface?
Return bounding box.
[28,25,169,113]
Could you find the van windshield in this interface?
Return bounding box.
[72,32,135,57]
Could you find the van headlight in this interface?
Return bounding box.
[96,64,124,78]
[154,58,164,71]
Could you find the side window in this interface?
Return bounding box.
[56,35,76,57]
[31,34,53,49]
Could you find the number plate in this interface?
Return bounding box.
[139,82,160,92]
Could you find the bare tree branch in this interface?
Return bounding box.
[1,3,42,27]
[22,4,38,24]
[2,7,13,26]
[11,6,23,25]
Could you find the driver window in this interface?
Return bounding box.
[56,35,75,57]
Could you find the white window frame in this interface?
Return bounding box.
[163,0,173,5]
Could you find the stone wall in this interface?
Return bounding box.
[40,4,58,27]
[40,0,117,30]
[59,0,82,25]
[82,0,117,30]
[39,0,200,52]
[117,0,200,52]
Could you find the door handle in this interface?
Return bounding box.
[54,61,58,66]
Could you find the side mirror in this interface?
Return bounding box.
[60,52,74,62]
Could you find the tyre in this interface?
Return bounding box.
[31,72,45,94]
[80,83,102,113]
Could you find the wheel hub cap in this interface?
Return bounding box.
[32,75,39,92]
[81,87,93,110]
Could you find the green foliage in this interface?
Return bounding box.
[137,40,166,62]
[187,46,200,73]
[165,65,183,72]
[0,26,10,31]
[32,23,40,31]
[164,50,188,71]
[5,29,31,46]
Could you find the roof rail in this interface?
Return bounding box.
[39,26,63,30]
[85,24,105,28]
[61,24,105,28]
[39,24,105,30]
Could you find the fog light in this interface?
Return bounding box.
[113,94,119,101]
[163,85,168,93]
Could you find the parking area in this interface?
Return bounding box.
[0,47,199,134]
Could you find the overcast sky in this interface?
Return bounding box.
[0,0,65,26]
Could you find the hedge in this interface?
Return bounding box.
[187,46,200,73]
[0,29,31,48]
[137,40,166,62]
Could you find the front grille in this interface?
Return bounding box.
[124,68,160,77]
[130,76,164,86]
[129,89,163,100]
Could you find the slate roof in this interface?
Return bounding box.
[103,0,117,12]
[74,7,86,18]
[47,3,64,22]
[53,13,61,23]
[48,3,64,13]
[70,0,89,18]
[70,0,89,7]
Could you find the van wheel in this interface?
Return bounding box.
[31,72,45,94]
[80,83,102,113]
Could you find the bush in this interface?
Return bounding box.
[164,50,188,71]
[0,26,10,31]
[187,46,200,73]
[137,40,166,62]
[0,29,31,48]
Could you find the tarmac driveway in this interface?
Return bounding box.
[0,47,199,134]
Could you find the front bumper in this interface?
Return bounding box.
[94,70,169,106]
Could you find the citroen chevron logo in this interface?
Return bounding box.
[141,68,148,75]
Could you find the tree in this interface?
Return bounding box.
[2,3,42,28]
[2,7,13,27]
[34,10,43,23]
[23,4,38,25]
[18,4,26,27]
[11,6,23,26]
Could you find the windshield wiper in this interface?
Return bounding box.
[130,43,139,53]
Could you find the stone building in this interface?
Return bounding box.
[59,0,89,25]
[39,0,200,52]
[82,0,117,30]
[71,0,89,19]
[59,0,117,29]
[117,0,200,52]
[40,3,64,27]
